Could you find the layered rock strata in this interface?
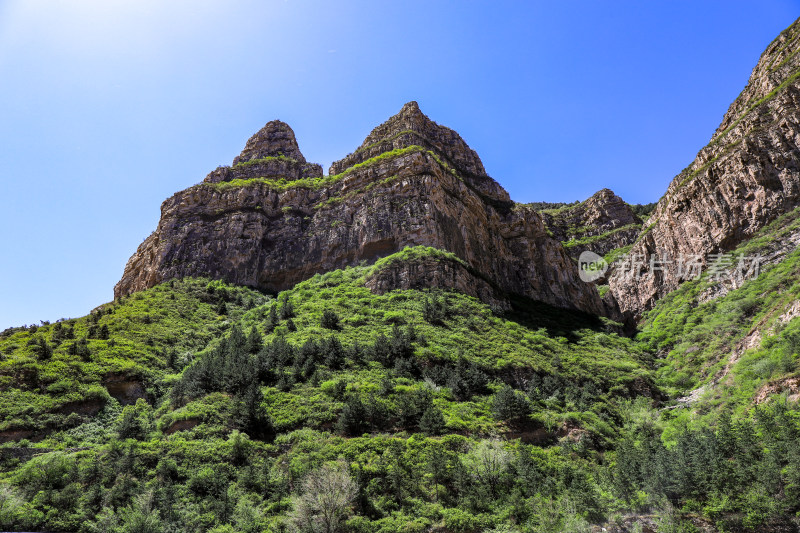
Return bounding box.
[116,103,605,315]
[609,19,800,318]
[540,189,642,259]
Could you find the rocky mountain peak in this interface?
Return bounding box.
[203,120,323,184]
[398,99,423,116]
[591,188,617,202]
[583,189,639,225]
[329,101,488,178]
[390,100,436,131]
[232,120,307,166]
[540,189,642,261]
[115,104,605,317]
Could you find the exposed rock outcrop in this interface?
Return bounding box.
[329,101,497,199]
[233,120,308,165]
[755,376,800,404]
[205,121,323,183]
[364,253,510,311]
[610,18,800,318]
[103,373,146,405]
[539,188,642,259]
[115,103,605,316]
[165,418,200,435]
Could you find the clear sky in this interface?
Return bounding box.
[1,0,798,329]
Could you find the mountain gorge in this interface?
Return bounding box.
[3,17,800,533]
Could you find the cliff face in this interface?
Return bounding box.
[609,19,800,318]
[115,102,605,315]
[540,188,642,260]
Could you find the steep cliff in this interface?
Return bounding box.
[115,102,604,315]
[609,18,800,318]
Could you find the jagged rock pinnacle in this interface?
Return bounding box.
[398,100,422,116]
[329,101,488,179]
[540,189,641,260]
[232,120,307,166]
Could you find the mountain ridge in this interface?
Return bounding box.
[609,17,800,318]
[115,102,607,316]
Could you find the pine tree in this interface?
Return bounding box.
[279,294,294,319]
[423,293,450,324]
[166,348,178,370]
[228,325,246,354]
[337,395,366,436]
[321,309,340,330]
[389,323,414,361]
[364,394,390,430]
[276,371,293,392]
[420,405,446,436]
[246,325,263,354]
[68,337,91,361]
[398,389,432,429]
[224,326,254,394]
[51,321,64,345]
[370,333,391,366]
[28,336,52,360]
[324,336,344,369]
[233,384,273,440]
[265,303,278,333]
[117,399,153,440]
[491,385,530,421]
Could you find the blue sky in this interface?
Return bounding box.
[1,0,798,329]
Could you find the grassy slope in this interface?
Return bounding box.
[638,206,800,430]
[0,247,657,532]
[0,279,265,436]
[235,248,651,437]
[3,222,800,530]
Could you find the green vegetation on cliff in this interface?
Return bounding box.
[3,237,800,531]
[638,206,800,416]
[204,145,428,193]
[0,247,659,532]
[563,223,641,250]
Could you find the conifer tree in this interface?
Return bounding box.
[246,325,263,354]
[279,294,294,319]
[420,404,446,436]
[321,309,340,330]
[265,303,278,333]
[337,395,366,436]
[492,385,530,421]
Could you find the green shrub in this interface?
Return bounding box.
[321,309,340,330]
[419,404,446,436]
[491,385,530,421]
